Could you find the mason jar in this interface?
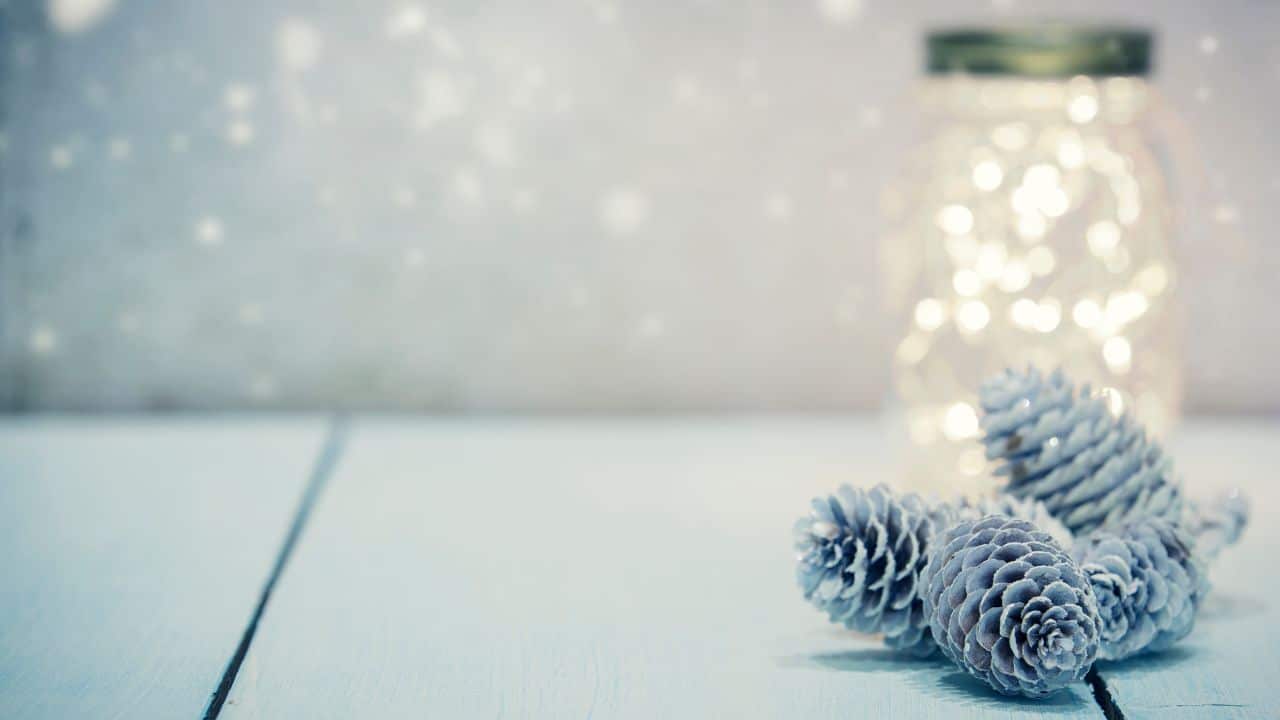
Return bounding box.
[882,26,1182,493]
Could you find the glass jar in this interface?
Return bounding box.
[882,26,1182,494]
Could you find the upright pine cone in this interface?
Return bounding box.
[794,484,939,655]
[920,515,1100,698]
[979,367,1183,536]
[1073,518,1208,660]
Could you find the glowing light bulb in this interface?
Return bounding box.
[943,402,979,440]
[937,204,974,235]
[1027,246,1056,276]
[1068,94,1099,123]
[1034,299,1061,333]
[914,298,946,331]
[997,259,1030,293]
[1016,213,1047,241]
[972,161,1003,191]
[1136,264,1169,296]
[1072,299,1102,328]
[1103,336,1132,372]
[975,243,1007,281]
[1010,298,1039,328]
[1087,221,1121,257]
[956,300,990,333]
[952,269,982,297]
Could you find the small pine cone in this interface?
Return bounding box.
[1073,518,1209,660]
[794,484,939,656]
[944,494,1073,548]
[979,367,1183,536]
[921,514,1100,698]
[1183,488,1250,561]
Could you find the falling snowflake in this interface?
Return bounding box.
[108,137,131,160]
[816,0,864,24]
[277,18,323,72]
[195,216,224,247]
[223,83,256,112]
[599,188,649,235]
[47,0,118,34]
[764,192,794,221]
[227,120,255,145]
[50,145,73,169]
[29,326,58,355]
[386,4,427,38]
[473,122,515,167]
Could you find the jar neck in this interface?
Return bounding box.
[919,74,1151,125]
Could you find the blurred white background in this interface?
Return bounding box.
[0,0,1275,412]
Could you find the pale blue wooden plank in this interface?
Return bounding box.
[1101,420,1280,719]
[0,417,326,719]
[225,418,1098,719]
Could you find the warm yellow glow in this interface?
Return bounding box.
[1016,213,1047,241]
[1087,221,1120,257]
[1057,135,1085,168]
[1072,299,1102,328]
[957,300,990,333]
[914,298,947,331]
[937,204,974,235]
[943,402,980,440]
[973,161,1003,191]
[997,259,1030,293]
[1068,94,1099,124]
[1010,298,1039,328]
[897,333,929,366]
[1034,298,1061,333]
[1136,264,1170,296]
[952,269,982,297]
[975,243,1007,281]
[1103,336,1132,372]
[1024,164,1060,187]
[992,123,1030,151]
[1105,290,1149,326]
[1027,246,1056,276]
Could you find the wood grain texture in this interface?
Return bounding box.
[1101,420,1280,719]
[0,417,326,719]
[224,417,1099,719]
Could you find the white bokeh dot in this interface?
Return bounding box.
[277,17,322,72]
[29,326,58,355]
[195,216,224,247]
[599,188,649,235]
[817,0,864,24]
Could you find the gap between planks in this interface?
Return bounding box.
[201,415,349,720]
[194,415,1130,719]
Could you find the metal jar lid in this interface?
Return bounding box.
[927,25,1153,77]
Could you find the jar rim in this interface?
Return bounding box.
[927,24,1153,78]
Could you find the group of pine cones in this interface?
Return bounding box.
[794,367,1250,699]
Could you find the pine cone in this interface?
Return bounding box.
[942,494,1073,548]
[979,367,1183,536]
[1073,518,1208,660]
[1183,488,1250,561]
[794,484,939,656]
[921,514,1100,698]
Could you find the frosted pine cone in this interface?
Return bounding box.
[921,515,1100,698]
[1184,488,1250,561]
[794,484,940,655]
[942,494,1073,548]
[979,367,1183,535]
[1073,518,1208,660]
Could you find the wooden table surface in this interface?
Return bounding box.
[0,415,1275,719]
